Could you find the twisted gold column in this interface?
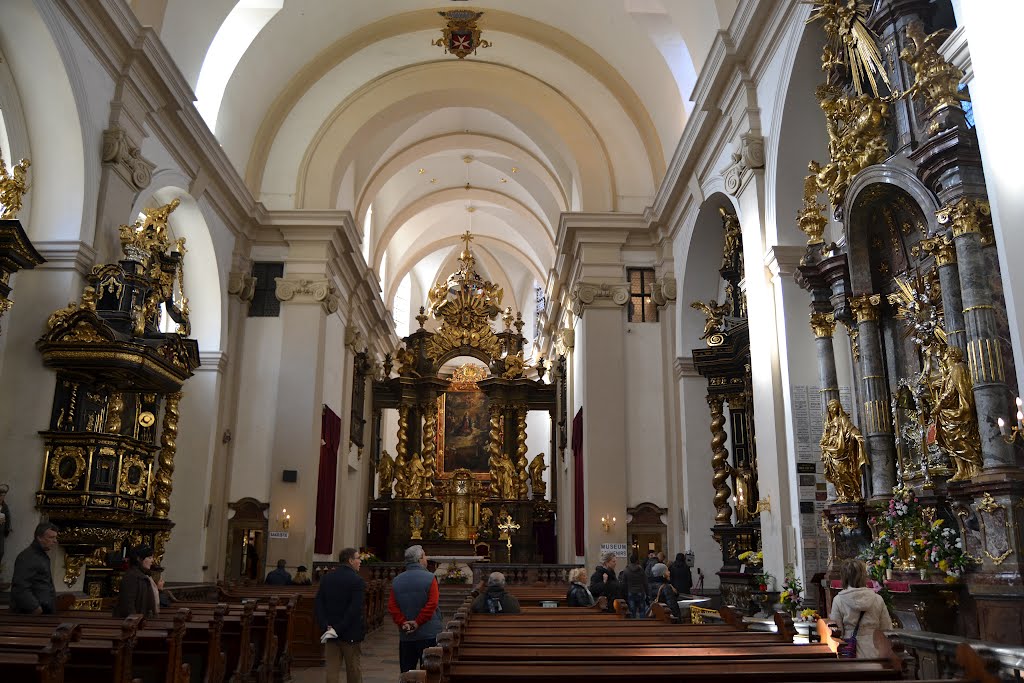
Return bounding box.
[105,391,124,434]
[516,408,528,499]
[421,399,438,497]
[708,395,733,526]
[487,404,504,498]
[153,391,182,519]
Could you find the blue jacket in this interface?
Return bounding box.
[315,565,365,642]
[390,563,442,642]
[265,567,292,585]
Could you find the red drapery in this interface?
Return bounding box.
[572,408,584,557]
[314,406,342,555]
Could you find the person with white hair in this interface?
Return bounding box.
[565,567,596,607]
[387,545,442,673]
[647,562,682,621]
[470,571,521,614]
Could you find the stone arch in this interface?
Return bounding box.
[678,192,738,346]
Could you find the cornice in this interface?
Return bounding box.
[196,350,229,374]
[674,356,700,380]
[765,245,806,283]
[942,26,972,84]
[34,241,96,276]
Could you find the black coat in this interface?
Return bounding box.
[565,582,595,607]
[620,563,649,596]
[470,587,521,614]
[315,565,365,642]
[670,560,693,595]
[10,541,56,614]
[265,567,292,585]
[113,566,158,618]
[648,576,682,621]
[589,565,620,608]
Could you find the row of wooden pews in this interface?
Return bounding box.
[0,591,301,683]
[398,592,1001,683]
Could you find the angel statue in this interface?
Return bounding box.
[377,450,395,499]
[528,453,547,498]
[0,155,30,220]
[932,345,983,481]
[502,351,525,379]
[819,399,868,503]
[900,19,970,117]
[690,300,731,341]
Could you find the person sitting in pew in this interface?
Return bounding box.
[470,572,521,614]
[293,564,312,585]
[589,552,620,612]
[830,558,892,658]
[647,563,682,621]
[265,559,292,585]
[114,544,159,618]
[565,567,596,607]
[10,522,58,615]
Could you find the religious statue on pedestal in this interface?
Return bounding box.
[489,452,517,499]
[820,399,868,503]
[528,453,547,499]
[377,450,395,499]
[932,346,983,481]
[405,453,428,499]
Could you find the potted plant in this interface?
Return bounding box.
[755,571,774,592]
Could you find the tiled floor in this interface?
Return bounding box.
[292,625,402,683]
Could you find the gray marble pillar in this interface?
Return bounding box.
[850,294,896,498]
[810,312,841,410]
[920,233,967,353]
[938,198,1015,470]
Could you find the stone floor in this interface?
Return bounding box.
[292,624,402,683]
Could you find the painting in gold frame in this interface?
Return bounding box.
[437,388,493,478]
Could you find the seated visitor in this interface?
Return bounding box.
[265,558,292,585]
[647,562,682,621]
[830,558,892,658]
[565,567,596,607]
[470,572,521,614]
[114,545,160,618]
[293,564,313,585]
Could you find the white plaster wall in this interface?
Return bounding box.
[678,369,720,591]
[524,410,551,499]
[229,316,283,502]
[625,321,668,508]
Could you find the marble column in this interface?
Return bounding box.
[810,312,840,409]
[937,198,1015,470]
[919,233,966,353]
[849,294,896,498]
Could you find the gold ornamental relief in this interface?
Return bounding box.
[49,446,88,490]
[119,454,149,497]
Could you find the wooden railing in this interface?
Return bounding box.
[879,629,1024,680]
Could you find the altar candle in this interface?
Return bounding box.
[998,417,1007,435]
[1018,410,1024,431]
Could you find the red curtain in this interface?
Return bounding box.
[314,406,342,555]
[572,408,584,557]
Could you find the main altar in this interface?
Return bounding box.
[369,233,564,563]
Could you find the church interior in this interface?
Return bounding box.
[0,0,1023,679]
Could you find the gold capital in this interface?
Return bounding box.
[850,294,881,324]
[809,312,837,338]
[918,234,957,267]
[937,198,992,244]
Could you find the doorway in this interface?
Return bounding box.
[626,502,668,563]
[225,498,269,583]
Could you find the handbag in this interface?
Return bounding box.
[836,611,865,658]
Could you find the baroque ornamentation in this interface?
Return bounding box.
[797,171,828,245]
[820,399,867,503]
[937,198,994,247]
[651,275,677,308]
[432,9,492,59]
[691,300,731,344]
[227,271,257,302]
[0,154,30,220]
[849,293,881,323]
[274,277,339,314]
[708,395,733,526]
[102,128,155,190]
[809,312,837,338]
[49,446,88,490]
[152,391,182,518]
[900,20,970,118]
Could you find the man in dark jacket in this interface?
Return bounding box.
[589,552,620,612]
[670,552,693,595]
[387,545,442,673]
[470,572,522,614]
[315,547,365,683]
[265,559,292,585]
[620,553,649,618]
[11,522,58,614]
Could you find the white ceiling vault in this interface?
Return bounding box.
[143,0,737,327]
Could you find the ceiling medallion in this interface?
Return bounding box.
[432,9,492,59]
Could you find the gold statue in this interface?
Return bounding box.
[797,169,828,245]
[393,451,409,498]
[528,453,547,498]
[431,507,444,536]
[516,452,529,499]
[377,450,395,498]
[489,452,517,499]
[932,346,983,481]
[395,346,419,377]
[900,20,970,117]
[404,452,428,499]
[820,399,868,503]
[691,300,731,341]
[502,351,525,379]
[478,507,493,535]
[0,155,30,220]
[811,87,890,208]
[719,207,743,270]
[807,0,891,96]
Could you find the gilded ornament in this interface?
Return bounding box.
[529,453,547,498]
[849,293,881,323]
[119,199,180,266]
[809,312,837,338]
[410,506,424,540]
[0,154,30,220]
[152,391,181,518]
[899,20,970,118]
[502,351,525,380]
[49,446,87,490]
[691,300,731,343]
[719,207,744,271]
[377,450,395,498]
[820,399,867,503]
[402,452,429,500]
[918,234,956,268]
[449,363,488,389]
[797,170,828,244]
[420,401,438,497]
[708,395,733,526]
[138,411,156,428]
[118,454,149,497]
[937,198,994,246]
[807,0,892,96]
[838,514,859,531]
[977,492,1000,514]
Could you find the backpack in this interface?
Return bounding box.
[837,611,865,658]
[486,593,503,614]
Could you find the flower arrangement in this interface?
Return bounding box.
[754,571,775,591]
[799,608,819,622]
[738,550,763,566]
[779,566,803,616]
[358,551,379,563]
[860,484,976,582]
[440,563,470,584]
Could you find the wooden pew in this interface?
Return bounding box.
[0,623,75,683]
[176,596,288,682]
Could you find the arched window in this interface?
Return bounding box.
[393,272,412,338]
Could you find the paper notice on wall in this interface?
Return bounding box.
[600,543,628,559]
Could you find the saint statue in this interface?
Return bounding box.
[489,452,517,499]
[377,450,395,499]
[0,156,30,220]
[430,507,444,539]
[528,453,547,498]
[406,453,428,499]
[932,346,983,481]
[819,399,868,503]
[478,507,493,537]
[516,452,529,499]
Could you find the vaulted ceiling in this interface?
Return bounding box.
[138,0,737,324]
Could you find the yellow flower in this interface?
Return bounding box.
[887,547,895,555]
[944,575,958,584]
[931,519,944,530]
[938,559,949,571]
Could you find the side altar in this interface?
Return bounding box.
[369,233,564,563]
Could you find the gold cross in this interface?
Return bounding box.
[497,514,519,552]
[460,230,474,252]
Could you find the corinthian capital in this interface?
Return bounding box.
[569,281,630,315]
[275,276,339,314]
[849,294,881,324]
[809,312,837,338]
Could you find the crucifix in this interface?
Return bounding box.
[460,230,474,251]
[497,513,520,562]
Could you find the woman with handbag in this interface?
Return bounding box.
[829,559,892,657]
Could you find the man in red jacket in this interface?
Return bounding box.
[387,545,442,672]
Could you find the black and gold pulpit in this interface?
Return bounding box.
[35,200,199,593]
